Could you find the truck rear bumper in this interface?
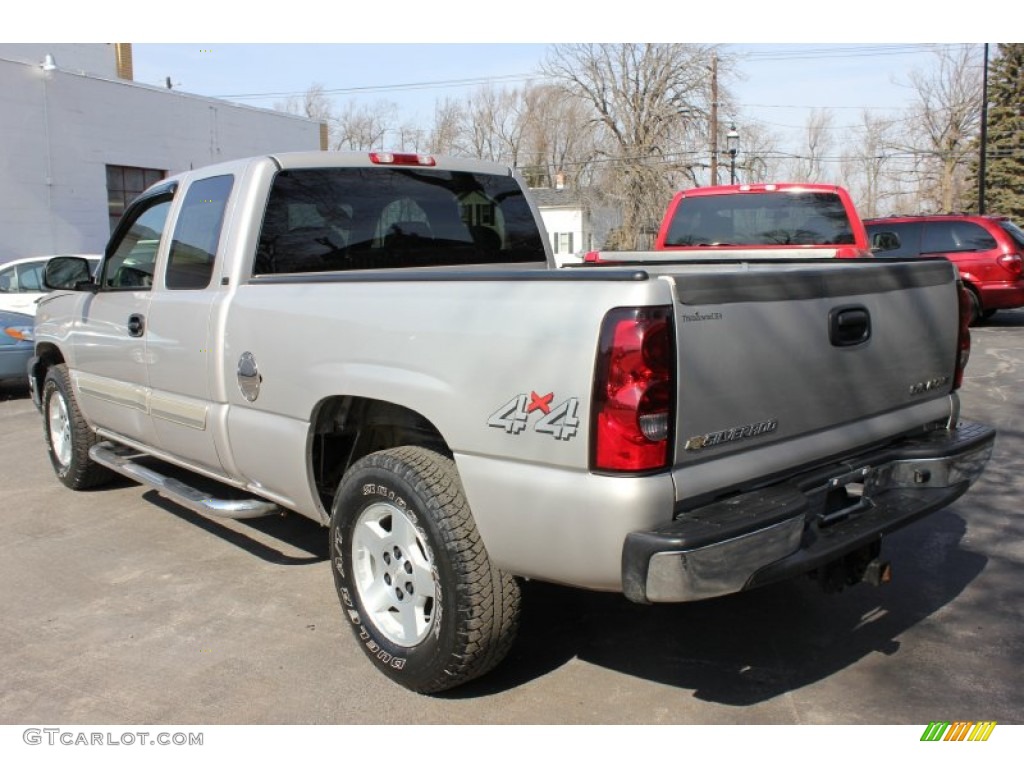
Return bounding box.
[622,421,995,603]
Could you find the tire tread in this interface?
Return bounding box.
[42,364,114,490]
[334,445,520,693]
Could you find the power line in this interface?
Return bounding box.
[215,72,543,101]
[736,44,937,62]
[212,44,973,102]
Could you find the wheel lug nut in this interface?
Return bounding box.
[384,573,392,586]
[404,561,413,574]
[395,588,403,600]
[383,552,391,565]
[406,582,414,594]
[393,546,402,559]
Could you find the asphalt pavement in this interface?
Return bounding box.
[0,311,1021,725]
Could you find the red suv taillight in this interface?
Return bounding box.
[954,282,972,390]
[997,253,1023,277]
[592,306,675,472]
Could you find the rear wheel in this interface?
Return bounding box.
[966,287,983,326]
[41,364,112,490]
[330,446,520,693]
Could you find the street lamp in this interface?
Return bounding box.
[726,124,739,184]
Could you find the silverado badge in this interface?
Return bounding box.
[685,419,778,451]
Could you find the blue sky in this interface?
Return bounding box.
[15,1,990,156]
[123,42,972,155]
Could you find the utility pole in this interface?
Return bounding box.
[709,52,719,186]
[978,43,989,215]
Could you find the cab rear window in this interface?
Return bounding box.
[664,192,855,247]
[254,167,546,274]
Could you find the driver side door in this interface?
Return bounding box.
[68,184,176,447]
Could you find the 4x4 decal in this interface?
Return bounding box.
[488,391,580,441]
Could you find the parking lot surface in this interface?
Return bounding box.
[1,312,1022,725]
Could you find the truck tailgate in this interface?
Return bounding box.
[660,259,960,500]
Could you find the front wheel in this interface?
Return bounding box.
[330,446,520,693]
[41,364,112,490]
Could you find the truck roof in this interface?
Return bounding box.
[270,150,515,176]
[674,182,849,198]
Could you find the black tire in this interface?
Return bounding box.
[330,445,520,693]
[41,364,113,490]
[966,287,983,326]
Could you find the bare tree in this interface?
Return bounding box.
[428,97,463,155]
[275,86,409,153]
[896,45,983,212]
[274,82,333,123]
[333,99,399,151]
[785,109,835,183]
[543,43,719,249]
[455,85,536,167]
[839,111,901,217]
[518,84,600,189]
[275,82,335,147]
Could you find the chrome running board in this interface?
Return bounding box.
[89,442,280,519]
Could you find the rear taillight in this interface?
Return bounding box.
[592,306,675,472]
[954,282,972,390]
[997,253,1022,276]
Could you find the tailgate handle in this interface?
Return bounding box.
[829,306,871,347]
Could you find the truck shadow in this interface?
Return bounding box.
[0,381,30,401]
[118,420,1016,708]
[141,490,329,566]
[977,308,1024,330]
[452,508,989,705]
[449,426,1022,706]
[129,428,1016,707]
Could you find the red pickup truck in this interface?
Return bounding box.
[584,183,870,263]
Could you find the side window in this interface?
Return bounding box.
[17,262,46,292]
[869,222,922,258]
[949,221,997,253]
[165,175,234,290]
[0,264,15,293]
[921,222,958,254]
[102,196,172,290]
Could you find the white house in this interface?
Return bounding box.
[530,187,620,266]
[0,44,324,263]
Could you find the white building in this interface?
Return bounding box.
[530,188,621,266]
[0,44,324,263]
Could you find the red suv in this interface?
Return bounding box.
[865,214,1024,323]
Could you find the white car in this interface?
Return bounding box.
[0,254,100,315]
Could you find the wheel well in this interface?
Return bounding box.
[31,343,65,394]
[309,396,449,515]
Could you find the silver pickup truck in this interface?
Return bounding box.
[30,151,995,693]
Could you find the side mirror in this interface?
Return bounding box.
[870,231,901,253]
[43,257,96,291]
